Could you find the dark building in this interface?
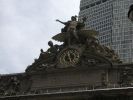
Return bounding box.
[0,16,133,100]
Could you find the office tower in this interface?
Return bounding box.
[79,0,133,63]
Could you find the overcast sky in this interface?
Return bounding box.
[0,0,80,74]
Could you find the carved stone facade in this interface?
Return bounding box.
[0,16,133,100]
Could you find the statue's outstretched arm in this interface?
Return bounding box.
[56,19,66,25]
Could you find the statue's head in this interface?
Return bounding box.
[48,41,53,47]
[71,16,77,21]
[40,49,44,53]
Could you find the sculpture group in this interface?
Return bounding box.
[0,16,130,97]
[55,16,86,45]
[26,16,121,73]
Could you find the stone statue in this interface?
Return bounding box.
[56,19,69,33]
[76,16,87,31]
[56,16,79,45]
[47,41,59,54]
[40,49,44,53]
[38,49,46,59]
[56,16,78,32]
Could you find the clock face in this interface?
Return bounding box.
[58,48,80,68]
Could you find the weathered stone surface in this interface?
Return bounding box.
[0,16,133,100]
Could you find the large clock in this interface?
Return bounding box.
[57,48,80,68]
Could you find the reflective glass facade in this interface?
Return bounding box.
[79,0,133,63]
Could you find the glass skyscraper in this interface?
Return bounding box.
[79,0,133,63]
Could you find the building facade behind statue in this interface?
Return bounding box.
[79,0,133,63]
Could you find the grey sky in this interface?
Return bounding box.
[0,0,80,74]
